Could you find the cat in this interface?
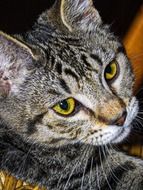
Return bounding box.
[0,0,143,189]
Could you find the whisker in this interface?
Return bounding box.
[17,141,36,175]
[96,161,101,190]
[99,146,113,190]
[89,156,93,190]
[62,144,90,190]
[63,161,79,190]
[81,147,90,190]
[107,144,128,172]
[103,145,122,185]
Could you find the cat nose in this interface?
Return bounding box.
[111,110,127,126]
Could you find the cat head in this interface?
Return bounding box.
[0,0,138,147]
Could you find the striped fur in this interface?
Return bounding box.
[0,0,143,189]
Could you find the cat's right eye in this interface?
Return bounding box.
[52,97,76,117]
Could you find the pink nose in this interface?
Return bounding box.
[111,110,127,126]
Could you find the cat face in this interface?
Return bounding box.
[0,0,138,148]
[25,40,137,147]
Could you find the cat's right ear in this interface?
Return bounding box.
[42,0,102,32]
[0,32,38,98]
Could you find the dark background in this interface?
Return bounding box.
[0,0,143,38]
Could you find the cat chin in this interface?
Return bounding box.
[111,127,131,144]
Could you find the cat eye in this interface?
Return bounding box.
[104,61,118,82]
[53,97,76,116]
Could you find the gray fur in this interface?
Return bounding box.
[0,0,143,189]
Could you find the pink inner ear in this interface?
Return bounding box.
[0,70,11,97]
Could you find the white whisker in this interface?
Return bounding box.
[99,146,113,190]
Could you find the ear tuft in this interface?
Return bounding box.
[39,0,102,33]
[60,0,102,32]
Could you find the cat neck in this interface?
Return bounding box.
[0,127,130,190]
[0,128,112,189]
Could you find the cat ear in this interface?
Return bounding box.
[0,31,37,97]
[47,0,102,32]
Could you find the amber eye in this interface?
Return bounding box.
[53,98,76,116]
[104,61,118,81]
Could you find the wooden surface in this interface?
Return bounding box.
[124,5,143,94]
[123,5,143,158]
[0,172,46,190]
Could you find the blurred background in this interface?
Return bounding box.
[0,0,142,38]
[0,0,143,154]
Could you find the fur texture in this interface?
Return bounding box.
[0,0,143,189]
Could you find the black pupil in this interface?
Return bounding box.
[60,100,69,110]
[105,65,112,74]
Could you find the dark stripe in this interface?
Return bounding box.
[55,62,62,75]
[50,55,55,66]
[64,68,79,81]
[117,46,126,54]
[59,79,71,94]
[49,138,66,144]
[27,113,45,135]
[60,37,80,44]
[90,54,103,65]
[34,23,56,37]
[58,161,90,188]
[137,179,143,189]
[100,161,135,190]
[48,89,61,95]
[81,54,92,68]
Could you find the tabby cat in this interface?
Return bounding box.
[0,0,143,189]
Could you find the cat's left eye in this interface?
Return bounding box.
[53,98,76,116]
[104,61,118,82]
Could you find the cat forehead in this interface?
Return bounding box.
[45,33,120,69]
[44,24,121,57]
[42,36,120,89]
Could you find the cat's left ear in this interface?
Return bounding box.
[0,32,38,97]
[51,0,102,32]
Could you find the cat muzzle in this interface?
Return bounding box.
[111,110,127,126]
